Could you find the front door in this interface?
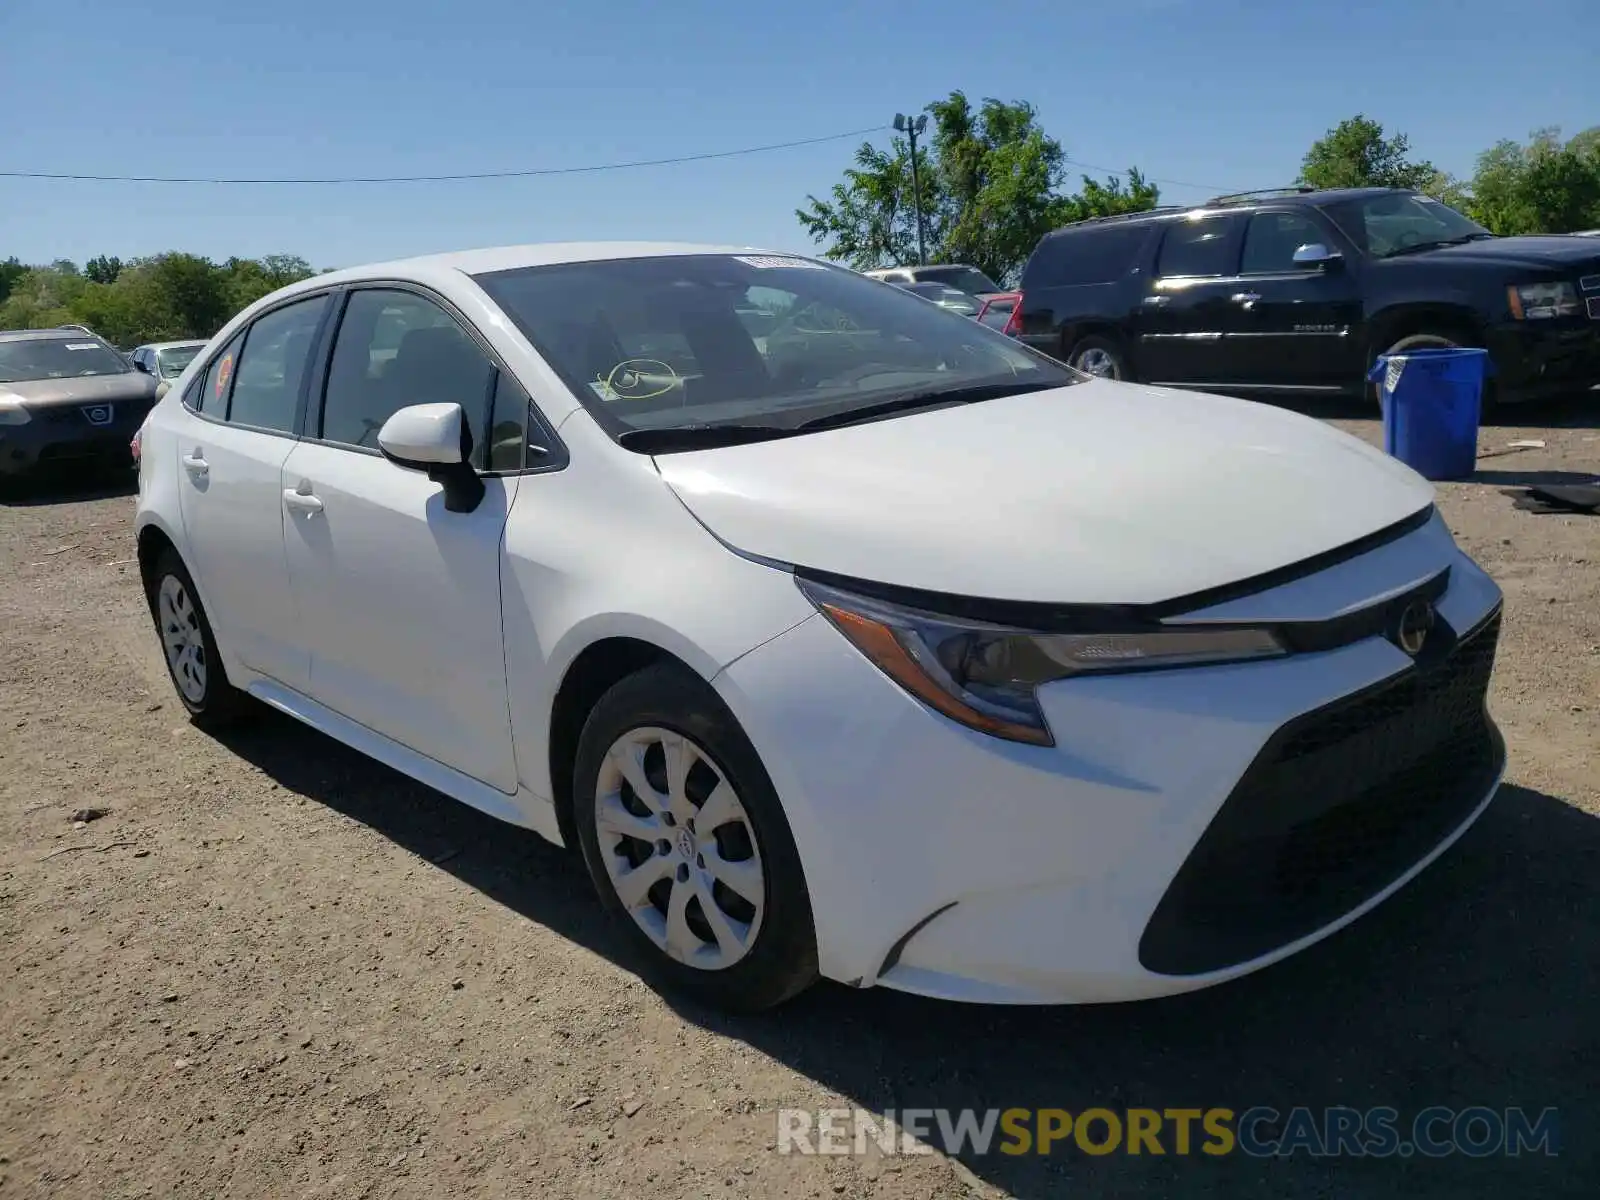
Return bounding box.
[174,294,331,692]
[280,286,520,792]
[1227,209,1366,392]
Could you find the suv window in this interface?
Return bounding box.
[1241,212,1327,274]
[1156,216,1241,278]
[228,296,328,432]
[320,289,496,465]
[1030,225,1149,286]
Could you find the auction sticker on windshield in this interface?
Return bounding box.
[734,255,826,270]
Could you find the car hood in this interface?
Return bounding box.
[2,373,158,408]
[656,380,1436,606]
[1411,236,1600,272]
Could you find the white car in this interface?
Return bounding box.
[133,242,1506,1011]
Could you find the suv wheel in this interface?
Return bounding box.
[572,662,818,1012]
[1066,335,1128,381]
[147,550,250,725]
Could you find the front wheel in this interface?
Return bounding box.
[572,662,818,1012]
[1371,332,1497,410]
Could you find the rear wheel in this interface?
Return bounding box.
[1066,334,1129,381]
[147,550,250,725]
[572,662,818,1012]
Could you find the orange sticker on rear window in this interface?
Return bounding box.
[214,353,233,400]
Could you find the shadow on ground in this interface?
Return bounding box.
[0,469,137,506]
[214,709,1596,1198]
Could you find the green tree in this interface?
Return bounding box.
[0,257,28,306]
[84,254,123,285]
[797,91,1159,283]
[1462,127,1600,234]
[1299,115,1440,191]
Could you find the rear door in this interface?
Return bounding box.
[173,293,332,692]
[1134,213,1247,386]
[1228,209,1365,391]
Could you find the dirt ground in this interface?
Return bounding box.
[2,399,1596,1199]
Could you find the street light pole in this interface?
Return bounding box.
[893,112,929,266]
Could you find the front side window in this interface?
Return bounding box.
[1156,216,1242,278]
[474,254,1072,447]
[1240,212,1329,274]
[0,337,131,383]
[228,295,328,432]
[320,289,496,465]
[1321,193,1492,258]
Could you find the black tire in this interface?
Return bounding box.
[572,661,818,1012]
[146,549,251,726]
[1065,334,1129,381]
[1372,332,1498,410]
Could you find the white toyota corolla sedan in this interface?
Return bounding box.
[132,243,1505,1011]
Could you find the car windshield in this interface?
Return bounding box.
[1321,193,1493,258]
[903,283,980,314]
[474,254,1075,442]
[0,337,131,383]
[917,265,1002,294]
[157,345,203,378]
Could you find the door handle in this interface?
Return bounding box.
[1141,295,1171,307]
[183,448,209,478]
[283,487,324,515]
[1231,292,1262,310]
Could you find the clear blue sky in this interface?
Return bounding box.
[2,0,1595,269]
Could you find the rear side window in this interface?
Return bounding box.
[1023,225,1150,287]
[204,331,246,416]
[1156,216,1242,277]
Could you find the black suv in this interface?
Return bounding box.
[1013,186,1600,404]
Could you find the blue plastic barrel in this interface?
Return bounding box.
[1367,347,1492,481]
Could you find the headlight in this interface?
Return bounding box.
[1508,281,1580,319]
[796,577,1287,746]
[0,393,31,425]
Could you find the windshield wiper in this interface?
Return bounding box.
[616,423,794,454]
[795,379,1057,432]
[1382,233,1496,258]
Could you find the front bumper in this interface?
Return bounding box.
[0,402,151,477]
[714,512,1505,1003]
[1486,318,1600,402]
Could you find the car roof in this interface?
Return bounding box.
[0,327,104,344]
[1041,186,1419,241]
[139,340,209,351]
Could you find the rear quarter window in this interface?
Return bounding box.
[1022,224,1151,288]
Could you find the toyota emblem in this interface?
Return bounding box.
[1395,600,1435,657]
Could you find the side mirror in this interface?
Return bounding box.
[131,359,151,374]
[377,402,485,513]
[1292,242,1341,268]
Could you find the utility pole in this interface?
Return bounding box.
[893,112,929,265]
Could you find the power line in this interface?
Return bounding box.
[0,125,889,185]
[1063,157,1231,195]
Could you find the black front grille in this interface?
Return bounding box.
[1139,611,1504,977]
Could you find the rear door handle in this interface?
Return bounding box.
[1231,292,1261,309]
[283,488,324,515]
[1141,295,1170,307]
[183,448,209,478]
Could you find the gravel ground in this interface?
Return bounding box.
[1,400,1596,1199]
